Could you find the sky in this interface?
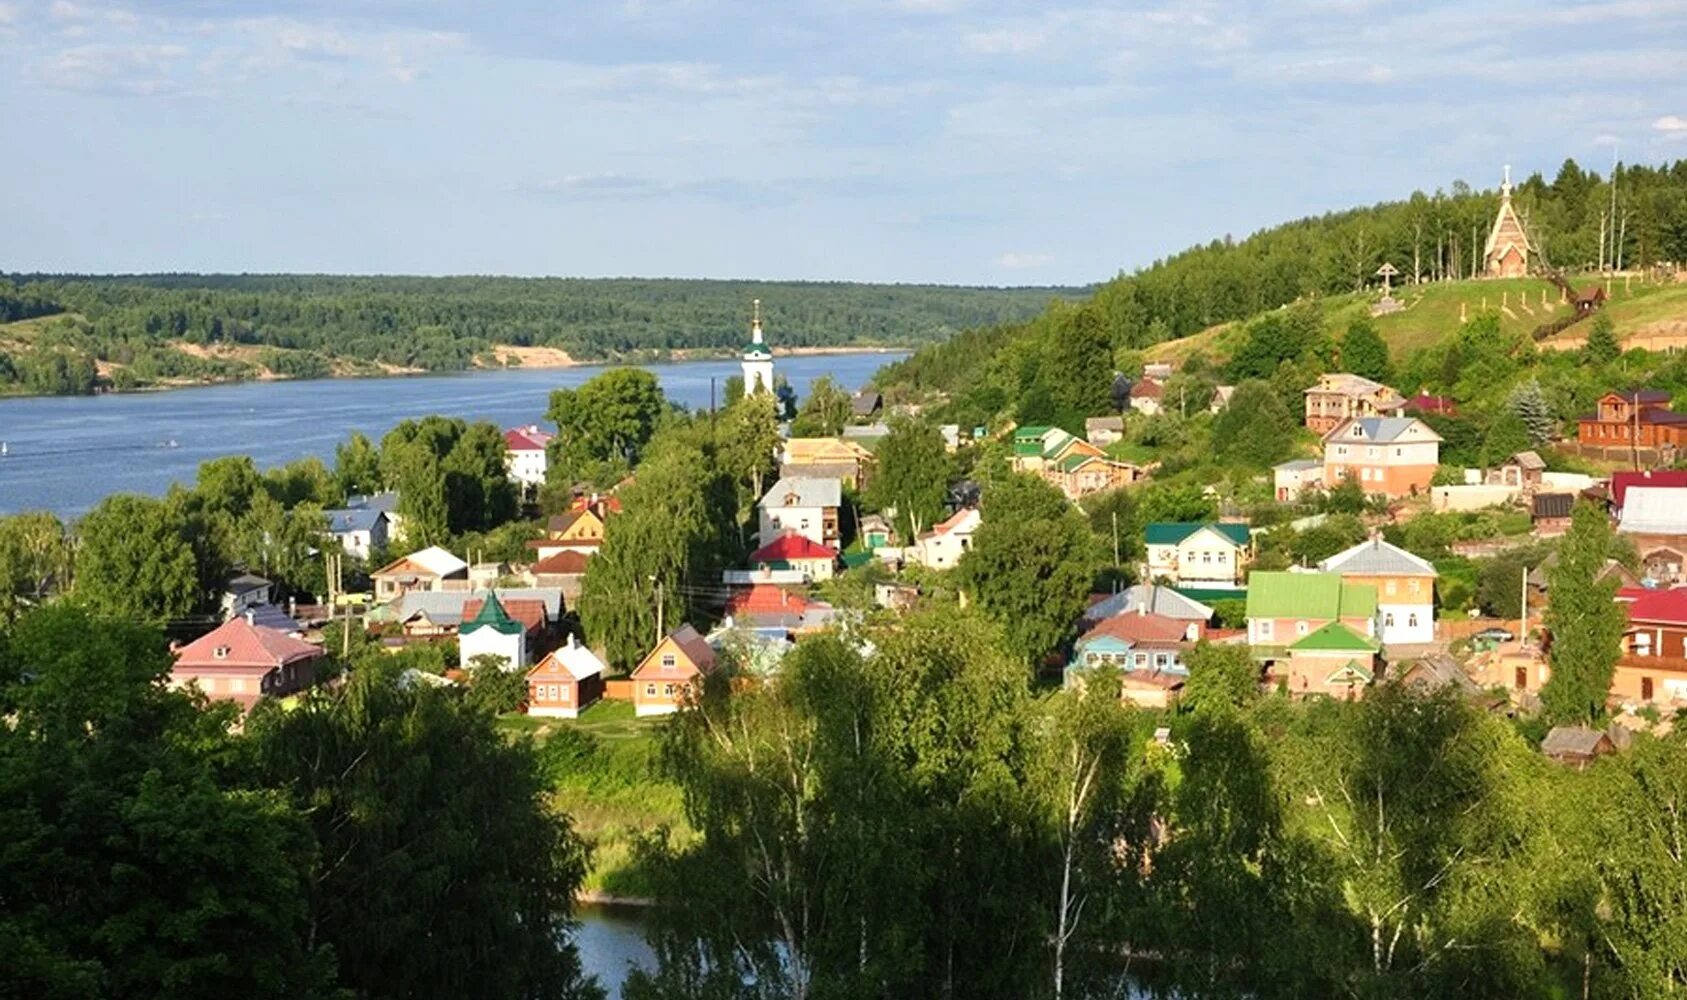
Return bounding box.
[1,1,1684,286]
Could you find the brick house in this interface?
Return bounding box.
[1577,391,1687,451]
[1321,416,1442,497]
[1303,373,1406,435]
[1615,587,1687,708]
[171,617,324,712]
[1278,622,1381,700]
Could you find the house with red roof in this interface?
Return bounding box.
[1065,610,1208,708]
[504,425,554,489]
[630,625,718,716]
[723,584,837,634]
[171,617,325,711]
[1404,393,1457,417]
[1608,470,1687,516]
[1615,587,1687,708]
[747,533,839,582]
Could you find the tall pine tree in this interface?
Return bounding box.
[1540,501,1626,724]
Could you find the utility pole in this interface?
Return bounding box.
[650,575,664,644]
[1111,510,1121,569]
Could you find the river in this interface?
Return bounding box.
[575,906,658,998]
[0,352,904,516]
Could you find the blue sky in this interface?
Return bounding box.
[1,0,1684,285]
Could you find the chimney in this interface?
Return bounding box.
[244,609,255,625]
[566,633,578,649]
[1140,583,1150,616]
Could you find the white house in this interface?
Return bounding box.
[504,426,553,490]
[1317,537,1438,646]
[325,492,397,560]
[457,591,529,672]
[757,476,842,548]
[907,508,981,570]
[1142,522,1251,588]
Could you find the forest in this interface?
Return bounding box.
[0,273,1075,395]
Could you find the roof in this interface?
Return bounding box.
[1085,416,1125,432]
[225,572,272,595]
[1612,471,1687,510]
[1246,571,1377,620]
[460,591,525,636]
[1130,380,1164,399]
[375,588,565,626]
[1289,621,1380,653]
[373,546,468,580]
[1080,612,1196,646]
[528,635,605,681]
[784,438,875,465]
[1541,726,1612,758]
[1508,451,1546,471]
[751,534,840,563]
[1317,537,1437,577]
[1532,493,1575,520]
[244,603,302,633]
[175,618,323,671]
[760,476,842,510]
[1307,373,1400,399]
[1405,393,1457,414]
[667,625,718,671]
[1399,653,1482,694]
[1144,522,1251,548]
[851,391,882,415]
[504,425,554,452]
[1084,585,1214,623]
[727,584,813,616]
[1625,587,1687,627]
[546,508,605,536]
[1324,416,1441,445]
[532,550,592,575]
[328,505,387,534]
[1274,459,1322,472]
[1605,389,1672,405]
[921,507,980,540]
[1618,487,1687,536]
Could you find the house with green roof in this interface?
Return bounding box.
[1011,424,1141,500]
[1281,621,1382,699]
[1244,571,1378,659]
[458,591,529,672]
[1144,522,1253,588]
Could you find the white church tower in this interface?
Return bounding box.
[741,298,774,395]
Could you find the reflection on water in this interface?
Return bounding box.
[575,905,656,999]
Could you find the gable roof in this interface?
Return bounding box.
[1130,379,1164,399]
[1289,621,1380,653]
[1507,450,1546,471]
[1624,587,1687,627]
[1541,726,1612,758]
[1308,372,1392,397]
[1246,571,1377,620]
[528,635,605,681]
[532,549,592,575]
[327,505,388,534]
[1618,487,1687,536]
[1405,393,1457,414]
[175,618,323,671]
[1324,416,1441,445]
[1611,471,1687,511]
[1080,611,1196,646]
[760,476,842,510]
[637,625,718,676]
[784,437,875,465]
[225,572,272,595]
[923,507,980,539]
[373,546,468,580]
[1085,416,1125,432]
[1532,492,1575,519]
[504,425,554,452]
[1318,537,1437,577]
[1144,522,1251,548]
[1084,585,1214,623]
[751,533,840,563]
[375,588,565,626]
[851,390,882,416]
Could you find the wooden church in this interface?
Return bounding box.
[1483,166,1533,279]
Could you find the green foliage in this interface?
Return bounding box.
[1541,502,1627,724]
[546,368,667,487]
[789,374,852,436]
[715,392,781,508]
[1507,378,1556,446]
[465,654,530,714]
[381,415,518,542]
[866,417,950,541]
[333,432,383,497]
[1212,379,1296,469]
[1340,316,1392,383]
[1179,642,1260,714]
[1583,311,1621,364]
[960,474,1101,665]
[1480,410,1535,469]
[0,513,70,622]
[72,493,200,621]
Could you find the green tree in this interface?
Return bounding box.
[547,368,667,485]
[1213,379,1296,469]
[1508,378,1556,447]
[789,374,852,436]
[1178,641,1260,714]
[464,653,529,714]
[244,664,598,1000]
[960,474,1100,665]
[1479,410,1534,469]
[73,494,200,620]
[1582,312,1620,364]
[0,513,70,622]
[0,606,336,999]
[1540,502,1626,724]
[866,417,950,541]
[1341,316,1393,384]
[716,391,781,507]
[334,431,384,496]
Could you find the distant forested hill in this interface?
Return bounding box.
[0,274,1082,395]
[877,158,1687,426]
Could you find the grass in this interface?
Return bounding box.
[499,700,689,897]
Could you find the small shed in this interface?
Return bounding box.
[1574,287,1607,314]
[1540,726,1615,768]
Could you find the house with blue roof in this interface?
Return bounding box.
[324,491,399,560]
[1321,416,1442,498]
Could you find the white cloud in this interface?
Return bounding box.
[994,251,1054,269]
[1655,114,1687,132]
[38,42,187,94]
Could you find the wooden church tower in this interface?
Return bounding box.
[1483,165,1533,279]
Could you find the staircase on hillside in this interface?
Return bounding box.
[1528,266,1591,342]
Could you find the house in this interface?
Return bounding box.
[723,584,837,634]
[1527,554,1639,596]
[1273,459,1324,502]
[1321,416,1442,498]
[1396,652,1483,697]
[1487,451,1546,492]
[758,476,842,548]
[858,513,894,549]
[1532,492,1575,536]
[221,572,274,620]
[325,492,398,560]
[1617,486,1687,585]
[532,502,611,560]
[526,635,606,718]
[504,425,554,489]
[1574,287,1607,314]
[1470,638,1550,698]
[171,617,325,712]
[1609,470,1687,516]
[1065,611,1207,709]
[906,507,980,570]
[851,390,882,420]
[1278,622,1381,700]
[1143,362,1174,381]
[371,546,469,601]
[1317,537,1437,646]
[457,591,529,672]
[528,549,591,602]
[1085,416,1125,447]
[630,625,718,716]
[1577,392,1687,452]
[1143,522,1251,588]
[1303,373,1406,435]
[747,533,840,582]
[1540,726,1615,768]
[706,620,795,677]
[369,588,565,641]
[782,437,878,491]
[1011,425,1140,499]
[1404,393,1457,417]
[1209,385,1236,413]
[1129,379,1164,416]
[1615,587,1687,707]
[1245,571,1378,655]
[1083,584,1215,625]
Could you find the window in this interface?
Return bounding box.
[1384,613,1395,627]
[1154,654,1169,668]
[1258,620,1273,640]
[662,653,676,669]
[1202,552,1212,564]
[1296,621,1309,636]
[1407,613,1418,628]
[1643,676,1655,701]
[1085,652,1098,665]
[1514,667,1526,690]
[1385,580,1397,596]
[1134,653,1148,667]
[645,684,656,696]
[663,684,676,697]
